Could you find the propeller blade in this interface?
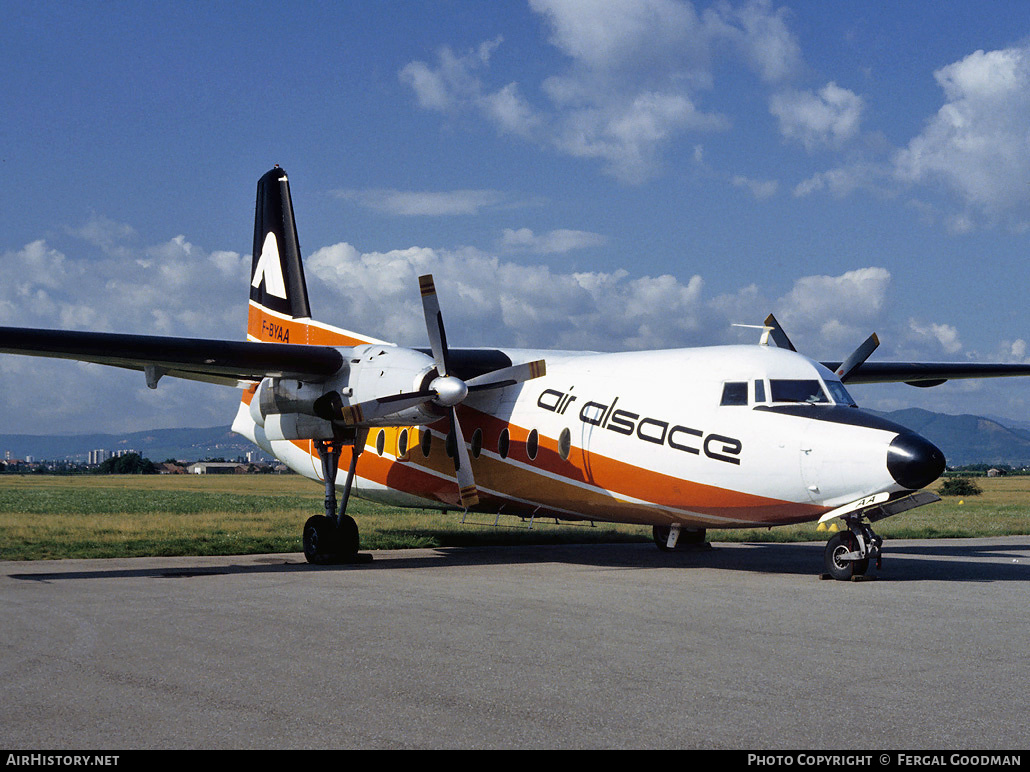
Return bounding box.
[835,333,880,383]
[465,359,547,392]
[419,274,451,376]
[763,313,797,352]
[448,408,479,508]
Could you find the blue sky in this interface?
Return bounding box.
[2,0,1030,435]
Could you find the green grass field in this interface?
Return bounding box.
[1,473,1028,560]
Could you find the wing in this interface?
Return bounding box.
[820,360,1030,388]
[0,326,344,388]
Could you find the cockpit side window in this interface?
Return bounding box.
[824,379,857,407]
[721,381,749,406]
[769,379,829,404]
[754,379,766,403]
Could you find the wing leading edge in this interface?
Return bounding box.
[0,326,344,388]
[820,360,1030,387]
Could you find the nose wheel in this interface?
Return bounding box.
[823,518,882,581]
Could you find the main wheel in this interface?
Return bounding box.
[653,524,674,551]
[336,514,360,557]
[652,525,707,551]
[303,515,340,565]
[824,530,869,580]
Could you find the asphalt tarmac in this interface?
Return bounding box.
[2,537,1027,750]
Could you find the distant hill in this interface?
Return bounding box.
[0,426,268,464]
[874,408,1030,467]
[4,409,1030,467]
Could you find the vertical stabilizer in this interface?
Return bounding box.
[251,166,311,320]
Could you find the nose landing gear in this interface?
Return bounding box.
[823,518,882,581]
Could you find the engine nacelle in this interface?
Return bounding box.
[247,377,339,441]
[248,344,444,439]
[251,377,330,425]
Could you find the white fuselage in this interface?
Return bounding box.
[234,342,930,530]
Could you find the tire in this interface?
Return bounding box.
[824,530,869,580]
[680,527,706,546]
[653,525,674,551]
[303,515,340,565]
[652,525,707,551]
[336,514,360,557]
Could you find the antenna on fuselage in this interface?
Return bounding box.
[731,323,775,346]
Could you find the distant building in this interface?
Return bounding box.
[187,462,245,474]
[88,449,110,465]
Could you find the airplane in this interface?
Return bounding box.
[4,166,1030,580]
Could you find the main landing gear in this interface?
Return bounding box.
[823,517,882,581]
[303,432,373,565]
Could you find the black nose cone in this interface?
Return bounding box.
[888,432,946,490]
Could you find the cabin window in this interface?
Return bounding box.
[398,429,409,458]
[498,428,510,459]
[558,427,571,460]
[420,428,432,457]
[769,379,829,404]
[720,381,749,406]
[754,379,766,403]
[375,430,385,456]
[471,428,483,458]
[526,429,539,460]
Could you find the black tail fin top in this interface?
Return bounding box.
[251,166,311,320]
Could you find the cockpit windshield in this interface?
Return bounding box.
[769,379,828,404]
[721,377,858,407]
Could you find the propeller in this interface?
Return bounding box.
[833,332,879,383]
[318,274,546,509]
[419,274,480,507]
[763,313,879,384]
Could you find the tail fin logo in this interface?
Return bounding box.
[251,231,288,300]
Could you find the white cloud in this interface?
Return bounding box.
[481,82,543,137]
[334,188,510,216]
[731,174,778,199]
[398,36,504,111]
[893,45,1030,228]
[499,227,607,254]
[400,0,807,183]
[769,82,865,150]
[792,162,889,199]
[906,319,963,355]
[704,0,802,83]
[771,267,891,352]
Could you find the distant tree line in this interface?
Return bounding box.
[93,453,157,475]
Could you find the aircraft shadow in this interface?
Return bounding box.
[6,539,1028,584]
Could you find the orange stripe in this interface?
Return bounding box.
[285,420,826,527]
[247,304,371,347]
